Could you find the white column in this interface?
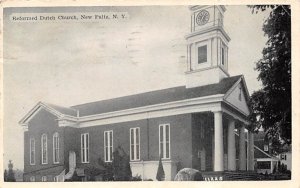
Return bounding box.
[239,125,246,170]
[247,131,255,171]
[214,111,224,171]
[227,119,236,171]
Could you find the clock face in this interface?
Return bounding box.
[196,10,210,26]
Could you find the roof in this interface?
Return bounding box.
[253,131,279,159]
[45,103,78,116]
[71,75,243,117]
[19,75,244,125]
[254,147,273,159]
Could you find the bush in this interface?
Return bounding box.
[131,175,142,181]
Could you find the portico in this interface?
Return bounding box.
[212,109,251,172]
[191,105,253,173]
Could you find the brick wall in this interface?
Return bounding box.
[24,108,65,181]
[75,114,193,170]
[24,109,194,180]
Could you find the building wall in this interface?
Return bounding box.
[279,152,291,170]
[24,108,65,181]
[23,109,193,181]
[76,114,193,170]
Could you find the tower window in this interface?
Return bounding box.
[198,45,207,64]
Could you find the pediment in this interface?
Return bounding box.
[19,102,63,126]
[224,77,250,116]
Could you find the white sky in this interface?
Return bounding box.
[3,5,269,169]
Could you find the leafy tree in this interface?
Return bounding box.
[156,154,165,181]
[248,5,291,153]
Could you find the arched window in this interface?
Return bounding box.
[41,134,48,164]
[29,137,35,165]
[53,132,59,163]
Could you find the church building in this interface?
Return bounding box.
[20,5,255,181]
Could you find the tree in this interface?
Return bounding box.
[4,169,8,182]
[6,160,16,182]
[248,5,291,153]
[112,146,132,181]
[156,154,165,181]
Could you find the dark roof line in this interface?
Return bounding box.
[44,102,78,117]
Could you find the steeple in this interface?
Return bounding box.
[185,5,231,88]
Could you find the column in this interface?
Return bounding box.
[239,125,246,170]
[247,131,255,171]
[227,119,236,171]
[187,45,191,71]
[214,111,224,171]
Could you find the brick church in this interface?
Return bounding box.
[20,5,255,181]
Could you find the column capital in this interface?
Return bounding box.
[211,110,222,114]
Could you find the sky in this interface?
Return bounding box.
[3,5,269,169]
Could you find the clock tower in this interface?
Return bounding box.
[185,5,230,88]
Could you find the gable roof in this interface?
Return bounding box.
[71,75,243,116]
